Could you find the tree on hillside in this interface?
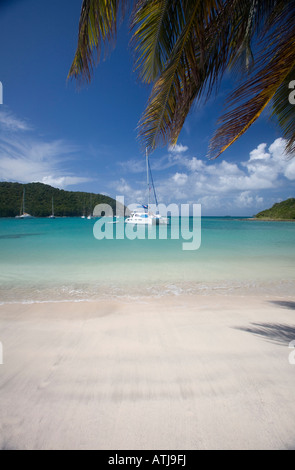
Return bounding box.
[68,0,295,158]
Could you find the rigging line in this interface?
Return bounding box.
[148,158,159,211]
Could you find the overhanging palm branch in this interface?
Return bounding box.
[272,71,295,155]
[135,0,228,152]
[208,3,295,158]
[130,0,176,84]
[68,0,131,84]
[69,0,295,158]
[136,0,268,152]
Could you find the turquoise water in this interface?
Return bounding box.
[0,217,294,302]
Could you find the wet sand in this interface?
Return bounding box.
[0,295,295,450]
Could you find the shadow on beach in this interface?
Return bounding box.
[268,300,295,311]
[235,322,295,346]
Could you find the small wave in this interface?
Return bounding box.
[0,279,294,305]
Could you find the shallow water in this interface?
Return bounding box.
[0,217,294,303]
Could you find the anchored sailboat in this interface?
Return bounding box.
[49,197,55,219]
[125,149,168,225]
[15,188,34,219]
[87,194,94,219]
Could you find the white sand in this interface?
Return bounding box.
[0,295,295,450]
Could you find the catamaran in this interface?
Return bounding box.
[15,188,34,219]
[125,149,168,225]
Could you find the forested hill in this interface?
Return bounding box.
[0,182,117,217]
[255,198,295,220]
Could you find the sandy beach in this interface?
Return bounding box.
[0,294,295,450]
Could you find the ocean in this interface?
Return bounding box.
[0,216,294,303]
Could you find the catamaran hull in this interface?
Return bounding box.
[125,217,169,225]
[125,218,153,225]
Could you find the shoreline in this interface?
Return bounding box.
[0,277,295,305]
[246,217,295,222]
[1,294,295,450]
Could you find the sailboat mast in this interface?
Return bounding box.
[23,188,25,215]
[146,148,150,212]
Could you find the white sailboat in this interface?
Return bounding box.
[87,195,94,219]
[15,188,34,219]
[81,199,86,219]
[125,149,168,225]
[48,197,55,219]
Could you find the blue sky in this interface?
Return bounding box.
[0,0,294,216]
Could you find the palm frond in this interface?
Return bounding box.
[137,0,223,152]
[68,0,131,85]
[272,71,295,156]
[69,0,295,159]
[208,8,295,159]
[227,0,257,74]
[131,0,177,83]
[137,0,280,152]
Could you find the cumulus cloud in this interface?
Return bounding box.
[168,143,188,153]
[235,191,264,208]
[113,138,295,214]
[249,143,270,161]
[284,159,295,180]
[172,172,188,185]
[115,178,132,193]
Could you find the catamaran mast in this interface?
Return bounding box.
[22,188,25,215]
[146,148,150,213]
[148,159,159,214]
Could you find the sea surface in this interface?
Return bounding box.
[0,217,294,303]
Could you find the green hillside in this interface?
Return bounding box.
[255,198,295,220]
[0,182,118,217]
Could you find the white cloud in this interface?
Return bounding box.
[172,172,188,186]
[42,176,91,188]
[111,138,295,214]
[168,143,188,154]
[119,159,146,174]
[182,156,204,172]
[249,143,270,161]
[284,159,295,180]
[115,178,132,193]
[242,138,293,186]
[0,110,92,189]
[0,109,32,132]
[269,137,289,160]
[236,191,253,207]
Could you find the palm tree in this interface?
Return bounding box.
[68,0,295,159]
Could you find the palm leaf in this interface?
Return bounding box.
[131,0,176,83]
[68,0,131,84]
[272,70,295,155]
[208,8,295,159]
[136,0,278,153]
[137,0,223,152]
[69,0,295,158]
